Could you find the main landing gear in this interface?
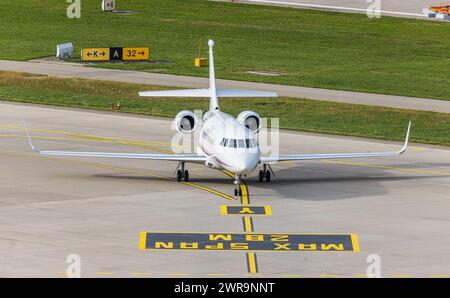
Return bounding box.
[258,164,272,182]
[234,173,242,196]
[176,162,189,182]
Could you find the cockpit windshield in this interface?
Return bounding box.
[220,138,258,148]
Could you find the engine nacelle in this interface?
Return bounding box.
[174,110,198,133]
[237,111,262,133]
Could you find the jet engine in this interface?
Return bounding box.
[237,111,262,133]
[174,110,198,133]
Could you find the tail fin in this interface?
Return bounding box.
[208,40,218,111]
[138,39,278,111]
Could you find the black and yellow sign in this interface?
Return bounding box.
[220,205,272,216]
[123,47,149,61]
[139,232,359,252]
[109,47,123,61]
[82,47,149,62]
[81,48,110,62]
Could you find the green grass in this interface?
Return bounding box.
[0,71,449,146]
[0,0,449,100]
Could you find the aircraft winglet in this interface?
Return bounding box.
[398,121,411,154]
[23,121,40,153]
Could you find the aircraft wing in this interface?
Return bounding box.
[24,124,206,163]
[260,122,411,163]
[139,88,277,98]
[34,150,206,162]
[216,89,277,98]
[139,89,211,97]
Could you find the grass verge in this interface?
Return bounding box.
[0,71,449,146]
[0,0,449,100]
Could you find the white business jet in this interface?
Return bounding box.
[26,39,411,196]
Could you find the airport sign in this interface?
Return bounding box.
[81,47,149,62]
[123,47,150,61]
[81,48,110,62]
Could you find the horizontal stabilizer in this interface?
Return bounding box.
[217,89,277,98]
[139,89,211,97]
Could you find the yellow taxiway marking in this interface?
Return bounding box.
[169,273,190,276]
[0,134,113,143]
[243,217,253,232]
[0,151,235,201]
[410,147,427,153]
[322,160,450,176]
[247,252,258,274]
[240,184,249,205]
[207,273,226,276]
[1,127,237,200]
[350,234,360,253]
[182,182,234,201]
[0,124,22,129]
[222,170,234,178]
[95,272,114,275]
[320,274,339,278]
[5,126,187,150]
[56,271,66,276]
[391,274,414,278]
[1,132,175,154]
[221,170,250,203]
[281,274,303,277]
[354,274,368,278]
[245,273,262,277]
[139,231,147,250]
[115,141,173,154]
[430,274,449,278]
[220,205,272,216]
[131,272,153,276]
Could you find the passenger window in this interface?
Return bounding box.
[238,139,245,148]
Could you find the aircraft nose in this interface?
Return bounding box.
[231,153,258,174]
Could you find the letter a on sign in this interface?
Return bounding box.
[109,47,123,61]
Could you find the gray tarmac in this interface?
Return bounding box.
[0,101,449,277]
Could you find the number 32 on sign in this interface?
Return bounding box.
[123,47,149,61]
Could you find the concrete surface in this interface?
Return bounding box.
[1,59,450,114]
[226,0,438,17]
[0,101,449,277]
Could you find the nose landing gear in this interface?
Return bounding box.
[175,162,189,182]
[234,173,242,196]
[258,163,273,182]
